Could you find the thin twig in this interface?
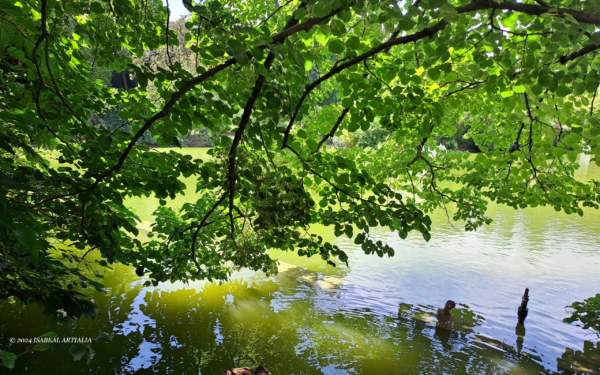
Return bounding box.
[258,126,277,169]
[443,80,485,97]
[313,107,350,153]
[190,191,229,272]
[44,40,96,139]
[258,0,293,26]
[285,144,384,208]
[364,60,393,92]
[165,0,173,67]
[77,247,98,268]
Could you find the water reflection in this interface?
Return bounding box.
[0,258,598,374]
[558,341,600,374]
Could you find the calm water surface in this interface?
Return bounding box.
[1,149,599,374]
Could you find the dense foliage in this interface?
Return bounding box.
[1,0,600,329]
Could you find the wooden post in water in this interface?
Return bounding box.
[515,323,526,354]
[517,288,529,324]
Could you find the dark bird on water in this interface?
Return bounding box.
[221,366,271,375]
[437,300,456,326]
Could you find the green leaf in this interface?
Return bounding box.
[90,2,104,14]
[315,33,329,46]
[346,36,360,50]
[314,2,332,17]
[553,147,567,157]
[328,39,345,54]
[427,67,441,80]
[344,224,353,238]
[330,19,346,36]
[304,59,313,72]
[0,350,17,369]
[69,345,88,361]
[228,48,248,66]
[0,2,22,17]
[555,85,572,97]
[14,227,41,256]
[573,82,585,95]
[567,151,578,163]
[531,85,544,96]
[306,139,318,151]
[268,95,281,108]
[292,52,305,69]
[249,46,264,60]
[348,121,360,132]
[397,19,416,31]
[342,98,353,108]
[297,129,307,139]
[586,81,599,93]
[295,8,308,20]
[338,173,350,184]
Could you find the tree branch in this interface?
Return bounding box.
[559,43,600,64]
[465,0,600,26]
[79,2,341,237]
[443,80,486,97]
[226,4,306,237]
[364,60,393,92]
[44,37,95,139]
[282,20,449,148]
[165,0,173,67]
[258,126,277,169]
[190,191,229,271]
[313,108,350,154]
[285,144,384,208]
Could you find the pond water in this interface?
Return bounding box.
[1,149,600,374]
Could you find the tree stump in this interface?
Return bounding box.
[517,288,529,324]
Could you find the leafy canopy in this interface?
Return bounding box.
[1,0,600,318]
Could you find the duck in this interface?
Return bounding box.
[436,300,456,325]
[221,366,271,375]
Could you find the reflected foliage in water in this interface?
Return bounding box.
[557,341,600,374]
[1,262,597,375]
[1,151,599,374]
